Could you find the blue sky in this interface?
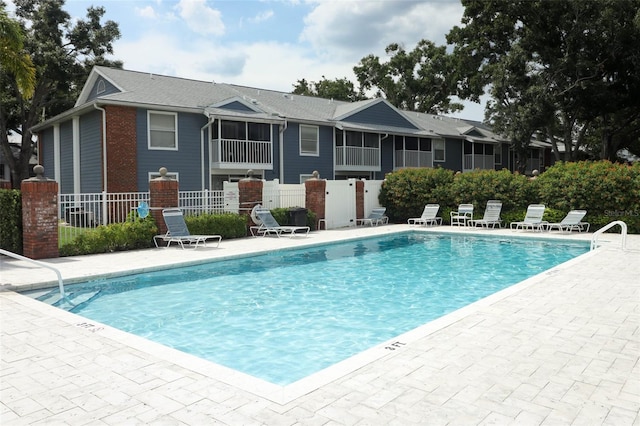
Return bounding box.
[10,0,486,120]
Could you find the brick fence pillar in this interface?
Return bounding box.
[22,165,59,259]
[149,167,179,235]
[238,171,263,234]
[355,180,365,220]
[305,171,326,229]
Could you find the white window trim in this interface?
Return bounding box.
[299,124,319,156]
[433,138,446,162]
[148,111,178,151]
[96,80,106,95]
[148,171,179,181]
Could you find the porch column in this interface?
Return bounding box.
[149,167,179,235]
[21,165,59,259]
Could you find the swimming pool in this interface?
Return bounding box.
[25,232,589,386]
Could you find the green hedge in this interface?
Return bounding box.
[380,161,640,233]
[59,216,158,256]
[0,189,22,254]
[184,212,248,238]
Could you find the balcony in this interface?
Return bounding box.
[211,138,273,170]
[394,150,433,169]
[335,146,380,171]
[463,154,495,171]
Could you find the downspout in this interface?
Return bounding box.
[201,114,213,191]
[93,104,107,193]
[279,119,287,182]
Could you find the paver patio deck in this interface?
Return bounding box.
[1,225,638,425]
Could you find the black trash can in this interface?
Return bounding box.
[288,207,307,227]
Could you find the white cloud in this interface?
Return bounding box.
[249,10,275,24]
[300,0,463,61]
[135,6,157,19]
[175,0,225,36]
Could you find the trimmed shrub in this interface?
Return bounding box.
[0,189,22,254]
[379,167,455,223]
[184,212,247,239]
[59,216,158,256]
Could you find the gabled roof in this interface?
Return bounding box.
[40,66,506,144]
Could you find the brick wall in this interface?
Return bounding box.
[239,179,263,233]
[355,180,364,219]
[22,179,59,259]
[149,178,179,235]
[305,179,326,222]
[105,105,137,192]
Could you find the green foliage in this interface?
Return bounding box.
[292,76,366,102]
[450,169,535,213]
[59,216,157,256]
[379,167,455,223]
[0,189,22,253]
[381,161,640,233]
[184,213,247,239]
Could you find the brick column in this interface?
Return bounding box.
[22,165,59,259]
[238,171,263,234]
[355,180,364,220]
[149,167,179,235]
[305,171,326,228]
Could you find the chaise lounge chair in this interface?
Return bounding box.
[357,207,388,227]
[251,207,310,237]
[154,208,222,249]
[510,204,546,231]
[469,200,503,228]
[544,210,590,232]
[450,203,474,227]
[408,204,442,226]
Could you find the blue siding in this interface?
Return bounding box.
[282,123,333,183]
[86,78,120,102]
[40,127,55,180]
[220,101,254,112]
[342,102,418,129]
[263,123,280,181]
[136,109,209,191]
[378,135,394,179]
[59,121,74,193]
[440,138,463,172]
[79,111,102,192]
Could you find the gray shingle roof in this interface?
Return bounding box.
[71,66,503,142]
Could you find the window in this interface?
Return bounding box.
[248,123,270,141]
[299,174,315,183]
[148,111,177,150]
[495,146,502,165]
[364,133,379,148]
[221,121,246,140]
[433,139,445,162]
[300,125,319,156]
[96,80,106,95]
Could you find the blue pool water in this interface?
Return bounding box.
[27,233,589,385]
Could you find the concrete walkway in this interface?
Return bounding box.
[1,226,638,425]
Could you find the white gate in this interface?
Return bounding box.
[324,180,357,229]
[223,181,239,213]
[363,180,384,216]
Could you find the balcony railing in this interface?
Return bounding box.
[335,146,380,171]
[211,138,272,169]
[394,150,433,169]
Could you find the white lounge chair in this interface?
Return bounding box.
[545,210,590,232]
[154,208,222,249]
[251,208,310,237]
[408,204,442,226]
[510,204,546,231]
[357,207,388,227]
[469,200,503,228]
[450,203,474,226]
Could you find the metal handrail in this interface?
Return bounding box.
[0,249,65,298]
[590,220,627,251]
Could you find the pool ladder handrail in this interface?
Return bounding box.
[590,220,627,251]
[0,248,66,299]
